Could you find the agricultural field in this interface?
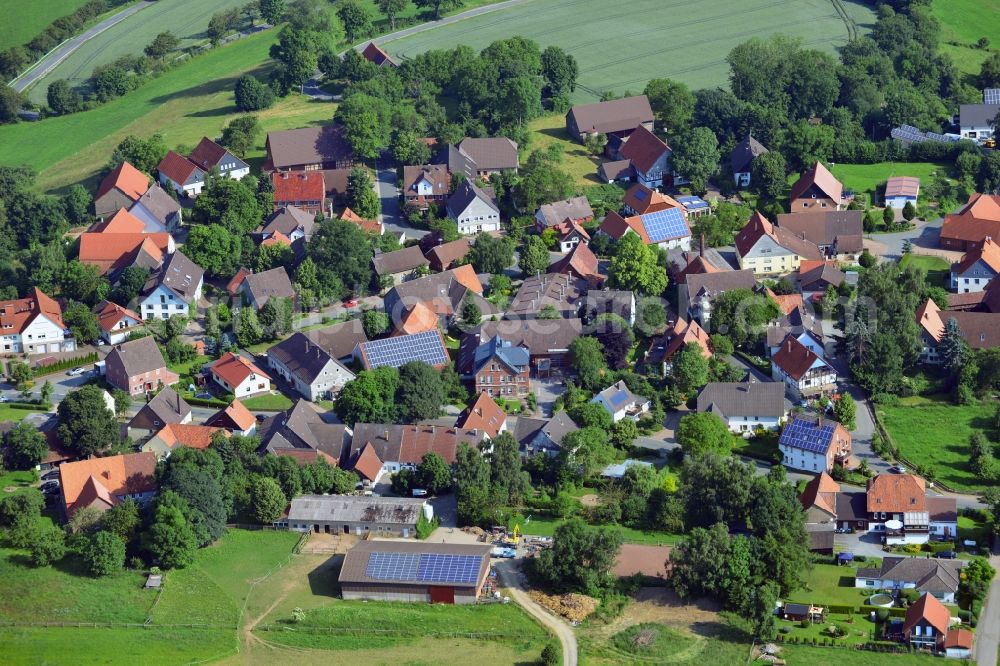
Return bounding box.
[0,0,94,53]
[24,0,253,104]
[383,0,875,102]
[932,0,1000,77]
[878,393,997,492]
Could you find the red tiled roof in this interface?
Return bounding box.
[188,137,228,170]
[772,334,822,381]
[273,171,325,202]
[226,268,251,296]
[96,162,149,202]
[0,288,65,333]
[157,150,200,185]
[78,233,171,274]
[274,448,339,466]
[394,301,439,336]
[618,125,670,174]
[261,230,292,247]
[353,442,384,481]
[210,352,270,388]
[735,211,822,260]
[941,193,1000,245]
[867,474,926,513]
[903,593,951,637]
[155,423,226,450]
[340,207,382,234]
[944,628,973,649]
[90,208,146,233]
[59,452,157,517]
[361,41,397,67]
[210,399,257,432]
[661,317,711,360]
[885,176,920,199]
[95,300,141,333]
[456,392,506,439]
[799,471,840,516]
[599,211,650,243]
[952,236,1000,274]
[549,242,602,283]
[623,183,683,216]
[789,161,843,204]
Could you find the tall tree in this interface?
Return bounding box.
[258,0,286,24]
[2,422,48,470]
[676,412,731,457]
[750,150,786,200]
[347,167,381,219]
[413,0,462,20]
[609,233,667,295]
[337,93,392,160]
[397,361,445,422]
[518,235,549,276]
[377,0,408,30]
[672,126,720,193]
[468,233,515,274]
[57,386,120,456]
[530,518,623,596]
[643,78,695,138]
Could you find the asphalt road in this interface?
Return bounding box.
[976,547,1000,666]
[376,0,535,53]
[376,159,419,239]
[10,1,155,93]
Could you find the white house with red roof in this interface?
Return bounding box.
[157,150,206,197]
[209,352,271,397]
[188,137,249,181]
[0,288,75,355]
[94,300,143,345]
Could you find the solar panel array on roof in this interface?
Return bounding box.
[634,189,647,201]
[367,552,420,581]
[891,125,927,144]
[676,195,709,210]
[610,389,630,407]
[640,207,688,242]
[365,551,481,584]
[779,418,836,454]
[417,554,481,584]
[985,89,1000,105]
[361,330,448,369]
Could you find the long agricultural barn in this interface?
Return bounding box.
[285,494,432,538]
[339,540,492,604]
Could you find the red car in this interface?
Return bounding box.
[343,298,359,308]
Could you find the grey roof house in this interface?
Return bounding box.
[286,495,430,537]
[447,180,501,235]
[267,332,356,401]
[566,95,654,141]
[126,386,193,440]
[696,380,787,432]
[730,134,768,187]
[129,185,182,232]
[138,251,204,321]
[855,557,966,602]
[456,137,519,175]
[258,400,352,462]
[513,411,580,457]
[506,273,586,319]
[238,267,296,310]
[372,246,430,286]
[590,380,650,423]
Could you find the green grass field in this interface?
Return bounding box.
[0,0,94,53]
[779,644,945,665]
[932,0,1000,77]
[787,563,872,607]
[241,392,293,411]
[898,254,951,289]
[527,113,602,186]
[879,394,997,492]
[384,0,874,101]
[826,162,953,201]
[519,514,681,545]
[24,0,253,104]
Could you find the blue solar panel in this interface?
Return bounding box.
[779,418,836,454]
[417,554,481,584]
[985,89,1000,105]
[360,330,448,369]
[640,208,688,243]
[610,389,630,407]
[366,552,420,581]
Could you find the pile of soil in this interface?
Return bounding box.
[528,591,599,622]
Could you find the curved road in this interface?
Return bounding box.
[10,1,156,93]
[496,561,577,666]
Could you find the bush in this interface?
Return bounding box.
[82,531,126,576]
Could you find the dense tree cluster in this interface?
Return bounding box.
[335,362,466,425]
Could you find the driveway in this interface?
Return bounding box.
[10,1,155,93]
[862,216,944,259]
[494,560,578,666]
[834,530,891,559]
[975,545,1000,666]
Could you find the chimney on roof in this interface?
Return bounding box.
[383,430,389,440]
[699,234,705,258]
[787,339,792,353]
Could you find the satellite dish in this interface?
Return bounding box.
[884,519,903,530]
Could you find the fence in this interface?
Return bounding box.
[254,624,531,641]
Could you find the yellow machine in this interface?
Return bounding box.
[984,138,997,149]
[502,524,521,545]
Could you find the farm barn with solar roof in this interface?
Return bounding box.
[339,540,493,604]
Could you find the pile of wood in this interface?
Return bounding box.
[527,591,599,622]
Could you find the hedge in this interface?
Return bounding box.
[4,401,53,411]
[32,352,99,377]
[184,397,229,408]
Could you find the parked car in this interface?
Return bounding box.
[195,392,213,400]
[40,481,59,493]
[888,465,907,474]
[255,413,267,422]
[41,469,59,481]
[0,396,8,403]
[67,367,86,376]
[936,551,957,559]
[411,488,428,497]
[343,298,359,309]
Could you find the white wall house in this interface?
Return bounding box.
[267,339,356,402]
[447,181,501,235]
[0,290,75,356]
[590,381,650,423]
[210,353,271,398]
[140,284,193,321]
[101,312,142,345]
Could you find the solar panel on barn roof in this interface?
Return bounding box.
[417,554,481,584]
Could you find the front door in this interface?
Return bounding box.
[324,524,330,534]
[343,525,349,534]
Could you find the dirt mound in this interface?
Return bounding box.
[461,526,488,540]
[528,591,599,622]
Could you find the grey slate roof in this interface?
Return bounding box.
[536,196,594,228]
[289,494,426,525]
[106,336,168,377]
[143,250,203,302]
[507,273,586,318]
[258,206,315,238]
[730,134,768,173]
[132,185,181,226]
[567,96,654,135]
[266,126,353,169]
[766,307,824,348]
[258,400,351,460]
[456,137,519,171]
[960,103,1000,128]
[473,336,529,373]
[268,332,346,384]
[835,491,868,522]
[457,318,584,374]
[372,245,430,277]
[696,380,785,419]
[865,557,966,595]
[683,269,756,300]
[540,411,580,449]
[304,319,369,361]
[244,267,295,307]
[584,290,635,322]
[595,380,647,410]
[447,179,500,218]
[437,145,477,181]
[129,386,191,430]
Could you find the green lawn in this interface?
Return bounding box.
[520,514,681,545]
[0,626,236,666]
[0,470,39,495]
[932,0,1000,77]
[241,392,293,411]
[878,394,998,492]
[0,405,50,422]
[779,644,946,665]
[384,0,873,102]
[527,114,602,187]
[827,162,953,202]
[24,0,254,103]
[898,254,951,289]
[787,563,873,607]
[0,0,94,53]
